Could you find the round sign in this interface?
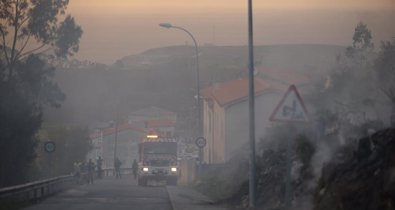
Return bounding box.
[44,141,56,153]
[195,137,207,148]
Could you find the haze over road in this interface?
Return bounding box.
[22,176,172,210]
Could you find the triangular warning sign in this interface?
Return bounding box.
[270,85,309,122]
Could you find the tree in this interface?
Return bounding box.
[0,0,82,187]
[34,126,91,178]
[0,0,82,76]
[374,38,395,126]
[307,22,385,144]
[350,22,374,51]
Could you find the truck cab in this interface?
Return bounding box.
[137,135,179,186]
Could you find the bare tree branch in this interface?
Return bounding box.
[35,47,52,55]
[10,0,20,73]
[0,27,10,66]
[17,43,46,59]
[379,86,395,101]
[16,16,29,31]
[14,33,30,60]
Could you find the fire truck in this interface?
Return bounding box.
[137,134,179,186]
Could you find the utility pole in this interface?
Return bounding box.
[247,0,257,208]
[113,104,119,172]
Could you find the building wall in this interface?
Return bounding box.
[88,134,103,160]
[224,91,280,162]
[213,101,225,163]
[202,100,210,163]
[203,99,225,164]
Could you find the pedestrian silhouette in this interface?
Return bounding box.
[96,156,103,179]
[132,159,138,180]
[114,157,122,179]
[87,159,95,184]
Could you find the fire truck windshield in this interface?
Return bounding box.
[143,142,177,155]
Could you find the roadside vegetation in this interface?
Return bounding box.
[29,125,91,180]
[0,0,82,187]
[195,22,395,210]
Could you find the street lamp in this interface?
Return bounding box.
[159,23,202,139]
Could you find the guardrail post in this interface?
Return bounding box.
[41,186,44,200]
[33,188,37,202]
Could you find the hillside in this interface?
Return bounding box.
[119,44,344,82]
[44,44,344,129]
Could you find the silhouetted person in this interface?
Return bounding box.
[81,161,87,173]
[87,159,95,184]
[96,156,103,179]
[132,159,138,180]
[73,161,82,184]
[114,157,122,179]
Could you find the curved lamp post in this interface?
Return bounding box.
[159,23,202,139]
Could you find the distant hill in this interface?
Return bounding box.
[118,44,344,83]
[45,44,345,128]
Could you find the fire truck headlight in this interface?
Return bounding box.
[171,167,177,172]
[143,167,149,172]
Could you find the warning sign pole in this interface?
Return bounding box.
[285,127,292,208]
[270,85,309,208]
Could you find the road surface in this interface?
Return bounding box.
[22,176,173,210]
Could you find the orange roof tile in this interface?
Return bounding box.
[201,78,272,107]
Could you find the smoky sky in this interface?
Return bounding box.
[68,0,395,64]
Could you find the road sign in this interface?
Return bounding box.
[195,137,207,148]
[44,141,56,153]
[270,85,309,123]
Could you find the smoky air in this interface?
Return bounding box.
[0,1,394,210]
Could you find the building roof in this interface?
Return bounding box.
[90,123,146,139]
[200,78,272,107]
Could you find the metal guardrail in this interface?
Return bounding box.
[102,167,133,177]
[0,168,133,206]
[0,174,80,205]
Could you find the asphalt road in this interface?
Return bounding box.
[22,176,173,210]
